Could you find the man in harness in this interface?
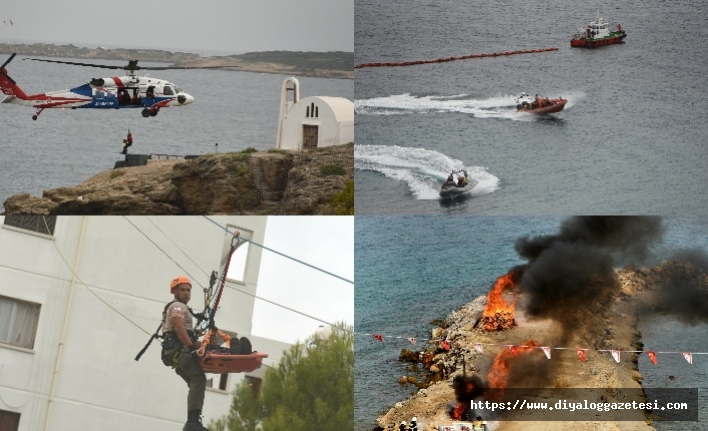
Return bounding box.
[162,276,208,431]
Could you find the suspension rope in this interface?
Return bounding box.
[145,216,211,279]
[225,284,334,326]
[127,216,340,328]
[43,217,150,336]
[203,216,354,284]
[122,217,205,289]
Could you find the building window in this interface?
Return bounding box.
[244,376,262,397]
[0,296,41,349]
[306,106,310,117]
[4,215,57,236]
[206,373,229,391]
[315,106,318,117]
[227,228,252,283]
[0,410,21,431]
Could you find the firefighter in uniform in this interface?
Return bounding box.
[162,276,208,431]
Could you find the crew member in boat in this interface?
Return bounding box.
[162,276,209,431]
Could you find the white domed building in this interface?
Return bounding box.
[276,77,353,150]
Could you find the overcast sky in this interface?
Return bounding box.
[0,0,353,54]
[229,216,354,345]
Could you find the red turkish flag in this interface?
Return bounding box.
[441,340,451,351]
[576,349,587,362]
[372,334,383,343]
[646,351,657,365]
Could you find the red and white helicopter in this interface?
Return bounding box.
[0,53,233,120]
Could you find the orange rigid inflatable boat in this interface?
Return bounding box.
[515,93,567,114]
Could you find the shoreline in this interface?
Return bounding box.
[2,144,354,215]
[0,43,353,80]
[372,264,681,431]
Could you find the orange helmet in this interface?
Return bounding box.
[170,275,192,291]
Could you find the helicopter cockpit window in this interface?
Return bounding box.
[174,86,183,94]
[163,86,175,96]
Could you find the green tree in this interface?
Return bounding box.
[331,180,354,215]
[209,323,353,431]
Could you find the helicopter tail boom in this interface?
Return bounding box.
[0,68,29,100]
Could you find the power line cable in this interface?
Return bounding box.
[202,216,354,285]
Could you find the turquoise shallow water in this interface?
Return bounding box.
[354,216,708,430]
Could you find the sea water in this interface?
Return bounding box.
[0,56,352,210]
[354,216,708,431]
[354,0,708,215]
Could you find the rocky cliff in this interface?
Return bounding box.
[2,144,353,215]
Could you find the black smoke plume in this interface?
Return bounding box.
[640,248,708,325]
[514,217,664,331]
[452,373,486,403]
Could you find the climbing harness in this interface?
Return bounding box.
[135,231,267,373]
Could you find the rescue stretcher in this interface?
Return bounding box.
[197,328,268,374]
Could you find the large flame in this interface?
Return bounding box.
[486,340,540,400]
[481,272,518,331]
[451,402,468,420]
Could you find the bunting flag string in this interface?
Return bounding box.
[355,332,705,365]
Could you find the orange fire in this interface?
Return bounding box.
[481,272,519,331]
[451,402,468,420]
[486,340,540,400]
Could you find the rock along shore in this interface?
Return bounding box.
[3,144,353,215]
[376,261,708,431]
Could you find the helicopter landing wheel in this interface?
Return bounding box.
[141,108,150,118]
[149,108,158,117]
[32,115,37,121]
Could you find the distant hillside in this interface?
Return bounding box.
[0,43,353,79]
[220,51,353,72]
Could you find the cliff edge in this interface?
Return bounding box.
[3,144,353,215]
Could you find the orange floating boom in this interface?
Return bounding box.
[355,47,559,68]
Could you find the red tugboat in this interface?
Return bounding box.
[571,16,626,48]
[515,93,567,114]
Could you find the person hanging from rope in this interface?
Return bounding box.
[120,130,133,155]
[161,276,209,431]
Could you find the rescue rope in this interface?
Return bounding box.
[355,47,559,69]
[203,216,354,284]
[123,217,206,289]
[128,216,340,327]
[43,217,151,336]
[357,331,708,364]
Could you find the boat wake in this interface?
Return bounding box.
[355,91,585,120]
[355,144,499,200]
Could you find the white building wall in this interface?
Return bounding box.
[0,216,273,431]
[278,96,354,150]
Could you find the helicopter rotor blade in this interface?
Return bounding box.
[0,53,17,84]
[24,57,125,70]
[1,53,17,69]
[139,65,241,70]
[23,57,240,73]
